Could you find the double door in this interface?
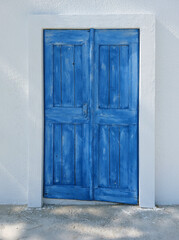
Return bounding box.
[44,29,139,204]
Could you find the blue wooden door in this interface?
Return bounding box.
[44,30,91,200]
[93,30,139,204]
[44,29,139,204]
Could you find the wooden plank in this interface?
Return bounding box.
[44,122,53,185]
[109,46,120,108]
[44,43,53,108]
[44,185,90,200]
[81,43,90,105]
[95,109,137,125]
[44,30,90,45]
[93,36,99,113]
[75,124,83,186]
[128,125,138,192]
[53,45,61,106]
[120,45,129,109]
[74,45,83,107]
[95,29,139,45]
[98,125,109,187]
[82,124,90,188]
[93,124,99,189]
[109,126,120,187]
[99,46,109,108]
[53,124,62,184]
[129,43,139,110]
[61,45,74,107]
[94,188,137,204]
[120,126,129,189]
[45,107,89,124]
[61,124,75,185]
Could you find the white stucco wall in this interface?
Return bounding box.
[0,0,179,205]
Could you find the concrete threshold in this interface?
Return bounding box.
[43,198,117,206]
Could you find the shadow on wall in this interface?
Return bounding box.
[155,19,179,205]
[0,56,28,204]
[0,204,179,240]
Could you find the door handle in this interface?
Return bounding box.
[83,103,88,118]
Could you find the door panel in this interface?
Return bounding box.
[44,29,139,204]
[93,30,139,204]
[44,30,91,200]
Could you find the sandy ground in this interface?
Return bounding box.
[0,204,179,240]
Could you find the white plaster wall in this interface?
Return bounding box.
[0,0,179,205]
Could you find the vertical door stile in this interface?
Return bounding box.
[89,28,94,200]
[93,31,99,190]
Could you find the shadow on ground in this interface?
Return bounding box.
[0,204,179,240]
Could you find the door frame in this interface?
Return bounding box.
[28,14,155,208]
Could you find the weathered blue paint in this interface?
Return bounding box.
[44,30,91,200]
[93,30,139,204]
[44,29,139,204]
[93,29,139,204]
